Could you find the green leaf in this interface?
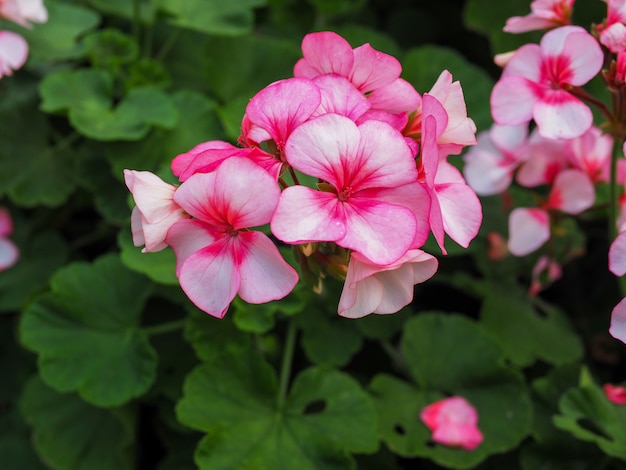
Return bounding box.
[299,313,363,367]
[177,356,377,469]
[554,370,626,460]
[0,0,100,61]
[19,254,157,407]
[118,229,178,285]
[480,283,582,367]
[184,311,253,363]
[20,376,134,470]
[402,45,495,132]
[371,313,532,468]
[155,0,266,36]
[87,0,155,22]
[39,69,178,141]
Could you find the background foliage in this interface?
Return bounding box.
[2,0,625,469]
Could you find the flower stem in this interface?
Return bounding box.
[141,319,185,336]
[276,320,297,410]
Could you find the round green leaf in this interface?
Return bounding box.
[20,376,134,470]
[19,255,157,407]
[118,230,178,285]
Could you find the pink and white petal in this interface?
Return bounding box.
[491,76,539,126]
[0,237,18,270]
[490,123,529,152]
[171,140,237,181]
[432,423,483,450]
[172,171,220,224]
[211,157,281,229]
[540,25,590,57]
[463,147,514,195]
[516,136,567,186]
[295,31,354,78]
[0,206,13,237]
[508,208,550,256]
[124,170,180,224]
[610,297,626,344]
[501,43,543,80]
[141,209,188,253]
[245,78,321,147]
[350,43,402,92]
[0,31,28,77]
[609,231,626,276]
[356,109,408,133]
[130,207,146,249]
[340,199,416,265]
[533,91,593,139]
[504,16,558,33]
[436,183,482,248]
[421,109,447,187]
[367,78,421,114]
[427,185,446,254]
[177,238,240,318]
[285,113,361,185]
[271,186,346,243]
[374,264,417,314]
[435,160,465,184]
[547,169,595,214]
[236,231,298,304]
[165,219,217,275]
[338,273,383,319]
[560,30,604,85]
[600,22,626,53]
[312,74,370,121]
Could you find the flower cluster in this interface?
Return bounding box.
[125,31,481,319]
[0,0,47,79]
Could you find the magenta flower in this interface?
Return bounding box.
[420,396,483,451]
[0,30,28,78]
[124,170,187,253]
[491,26,603,139]
[604,383,626,404]
[271,113,427,265]
[166,157,298,318]
[0,207,18,271]
[338,249,438,318]
[504,0,574,33]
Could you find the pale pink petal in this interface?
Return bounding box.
[610,297,626,344]
[491,76,539,126]
[0,31,28,77]
[349,43,402,92]
[312,74,370,121]
[177,237,240,318]
[600,22,626,53]
[609,231,626,276]
[338,274,383,319]
[124,170,179,224]
[501,44,543,81]
[294,31,354,78]
[534,90,593,139]
[171,140,238,181]
[236,231,298,303]
[435,183,482,248]
[539,25,589,57]
[508,208,550,256]
[490,123,529,152]
[516,133,567,186]
[367,78,422,114]
[420,396,483,451]
[463,134,517,195]
[245,78,321,149]
[130,207,146,249]
[0,206,13,237]
[1,0,47,27]
[420,97,449,187]
[0,237,18,270]
[166,219,217,275]
[546,169,595,214]
[427,185,446,254]
[558,30,603,85]
[504,16,559,33]
[565,126,613,182]
[271,186,346,244]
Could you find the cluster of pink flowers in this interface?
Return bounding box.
[125,31,481,320]
[464,0,626,344]
[0,207,18,271]
[0,0,47,78]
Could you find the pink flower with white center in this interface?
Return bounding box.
[604,383,626,404]
[0,31,28,78]
[491,26,603,140]
[564,127,613,183]
[166,157,298,318]
[508,169,595,256]
[294,31,402,95]
[419,94,482,253]
[463,124,529,195]
[171,140,281,182]
[0,207,18,271]
[338,249,438,319]
[124,170,187,253]
[504,0,574,33]
[610,297,626,343]
[599,0,626,52]
[271,113,428,266]
[420,396,483,451]
[243,78,321,156]
[0,0,47,28]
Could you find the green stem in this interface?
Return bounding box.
[142,319,185,336]
[276,321,297,410]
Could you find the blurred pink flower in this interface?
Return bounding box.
[504,0,574,33]
[420,396,483,451]
[598,0,626,52]
[610,297,626,343]
[0,30,28,78]
[0,207,19,271]
[0,0,47,28]
[604,383,626,404]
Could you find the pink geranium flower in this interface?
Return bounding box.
[0,0,47,27]
[166,157,298,318]
[598,0,626,52]
[491,26,603,139]
[338,249,438,318]
[420,396,483,451]
[504,0,574,33]
[604,383,626,404]
[0,207,19,271]
[271,113,428,265]
[124,170,187,253]
[0,31,28,78]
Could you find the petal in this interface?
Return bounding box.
[312,74,370,121]
[271,186,346,244]
[338,273,383,319]
[435,182,483,248]
[490,76,539,126]
[504,16,559,33]
[349,43,402,92]
[0,31,28,77]
[533,90,593,139]
[166,219,217,276]
[0,237,18,270]
[367,78,422,114]
[539,25,590,56]
[501,43,543,81]
[236,231,298,304]
[124,170,179,224]
[609,231,626,276]
[610,297,626,344]
[295,31,354,78]
[0,206,14,237]
[508,208,550,256]
[171,140,237,181]
[547,169,595,214]
[560,30,604,85]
